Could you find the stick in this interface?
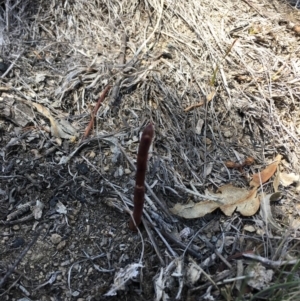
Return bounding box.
[82,85,111,140]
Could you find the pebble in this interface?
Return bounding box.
[205,138,211,145]
[124,168,131,174]
[243,225,255,232]
[13,225,20,231]
[60,259,71,266]
[50,234,62,245]
[223,130,233,138]
[57,240,66,251]
[293,25,300,35]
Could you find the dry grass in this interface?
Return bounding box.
[1,0,300,299]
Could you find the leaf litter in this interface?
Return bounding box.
[171,155,281,218]
[1,0,300,300]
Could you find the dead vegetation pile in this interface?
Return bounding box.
[1,0,300,300]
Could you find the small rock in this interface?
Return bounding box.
[56,275,62,281]
[118,166,124,176]
[124,168,131,174]
[244,225,256,232]
[293,25,300,36]
[57,240,66,251]
[223,130,233,138]
[205,138,211,145]
[51,234,62,245]
[31,253,43,262]
[13,225,20,231]
[60,259,71,266]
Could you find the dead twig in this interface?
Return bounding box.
[142,217,165,266]
[82,85,111,140]
[109,33,127,105]
[243,253,300,268]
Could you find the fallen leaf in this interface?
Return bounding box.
[184,90,215,112]
[244,157,255,166]
[31,200,44,219]
[170,199,220,219]
[215,185,259,216]
[273,168,280,192]
[195,119,204,135]
[225,161,238,168]
[279,172,300,187]
[27,101,78,139]
[170,184,259,218]
[50,118,78,139]
[56,201,67,214]
[105,263,143,296]
[35,73,46,83]
[259,193,283,232]
[245,263,274,290]
[153,258,183,301]
[186,258,202,286]
[250,155,282,187]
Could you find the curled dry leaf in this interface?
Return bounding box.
[225,161,238,168]
[105,263,143,296]
[225,156,254,170]
[154,258,184,301]
[279,172,300,187]
[31,200,44,220]
[170,184,259,218]
[245,262,274,290]
[214,185,259,216]
[186,258,202,286]
[259,193,283,232]
[170,199,220,219]
[29,101,78,140]
[250,154,282,188]
[244,156,255,166]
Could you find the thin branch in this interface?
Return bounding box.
[82,85,111,140]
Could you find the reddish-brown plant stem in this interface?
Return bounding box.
[83,85,111,140]
[129,123,154,231]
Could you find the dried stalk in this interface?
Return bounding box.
[129,123,154,231]
[82,85,111,140]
